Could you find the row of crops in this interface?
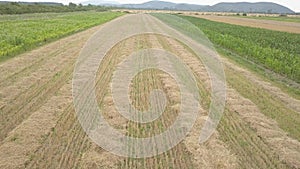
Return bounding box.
[179,15,300,83]
[0,11,123,62]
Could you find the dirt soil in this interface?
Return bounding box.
[0,14,299,169]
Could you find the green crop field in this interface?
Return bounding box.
[179,15,300,83]
[0,11,123,62]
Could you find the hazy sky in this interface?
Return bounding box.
[2,0,300,12]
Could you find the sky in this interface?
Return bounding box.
[2,0,300,12]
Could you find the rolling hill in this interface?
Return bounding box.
[81,0,120,6]
[210,2,294,13]
[101,1,295,14]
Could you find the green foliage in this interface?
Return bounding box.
[0,11,123,62]
[68,2,77,8]
[179,15,300,82]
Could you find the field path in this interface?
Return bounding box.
[0,13,299,169]
[184,14,300,34]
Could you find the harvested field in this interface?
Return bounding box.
[0,13,299,169]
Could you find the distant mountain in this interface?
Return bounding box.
[82,0,120,6]
[104,1,294,14]
[210,2,294,13]
[122,1,208,11]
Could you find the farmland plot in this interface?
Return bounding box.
[180,15,300,84]
[0,11,123,62]
[0,13,299,169]
[184,14,300,34]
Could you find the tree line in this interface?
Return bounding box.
[0,2,111,14]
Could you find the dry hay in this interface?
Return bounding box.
[223,57,300,113]
[227,88,300,168]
